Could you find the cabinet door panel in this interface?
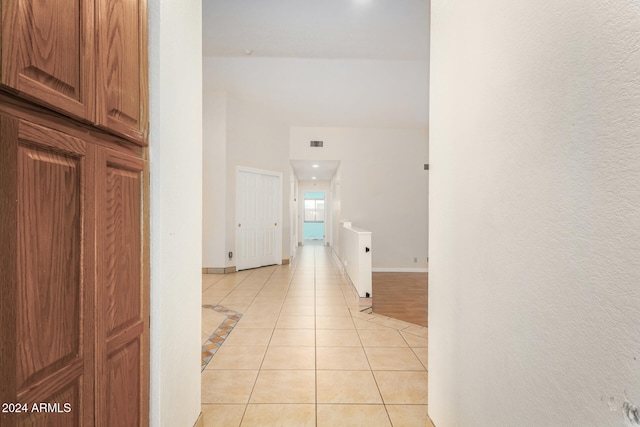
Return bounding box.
[96,0,148,145]
[16,146,82,388]
[96,148,147,427]
[0,117,94,427]
[106,339,141,427]
[105,162,141,334]
[0,0,94,120]
[17,379,81,427]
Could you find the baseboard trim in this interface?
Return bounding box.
[372,267,428,273]
[202,266,237,274]
[194,411,203,427]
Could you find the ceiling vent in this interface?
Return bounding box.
[310,140,323,147]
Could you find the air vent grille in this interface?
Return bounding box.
[310,140,323,147]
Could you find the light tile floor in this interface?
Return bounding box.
[201,244,432,427]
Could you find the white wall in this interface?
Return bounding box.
[289,169,297,258]
[331,165,342,255]
[226,95,291,265]
[202,90,227,269]
[149,0,202,425]
[204,57,429,129]
[201,86,293,269]
[291,127,428,270]
[429,1,640,426]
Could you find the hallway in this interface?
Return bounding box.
[200,245,430,426]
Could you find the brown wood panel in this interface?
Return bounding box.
[96,148,146,427]
[1,115,95,427]
[18,359,82,404]
[0,115,20,419]
[96,0,148,145]
[17,378,81,427]
[106,340,141,427]
[106,322,144,354]
[372,272,428,327]
[0,0,94,120]
[1,0,149,421]
[16,146,82,388]
[140,151,151,425]
[0,91,144,157]
[105,162,142,333]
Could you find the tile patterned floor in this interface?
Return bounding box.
[201,245,432,427]
[201,305,243,370]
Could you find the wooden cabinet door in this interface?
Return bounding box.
[0,117,95,427]
[95,148,148,427]
[95,0,149,145]
[0,0,94,121]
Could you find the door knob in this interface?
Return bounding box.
[238,224,241,227]
[274,223,278,226]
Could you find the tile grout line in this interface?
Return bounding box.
[314,245,319,427]
[238,258,301,425]
[239,264,289,425]
[201,246,427,425]
[208,268,254,307]
[201,272,226,293]
[355,309,395,426]
[326,244,425,425]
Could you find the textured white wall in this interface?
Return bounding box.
[429,1,640,426]
[148,0,202,425]
[204,57,429,128]
[290,170,298,257]
[201,88,292,269]
[291,127,429,270]
[202,90,227,268]
[331,166,342,255]
[225,95,292,265]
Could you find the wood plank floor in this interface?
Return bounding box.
[372,272,428,327]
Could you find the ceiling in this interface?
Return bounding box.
[291,160,341,182]
[202,0,429,181]
[203,0,429,60]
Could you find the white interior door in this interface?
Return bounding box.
[236,167,282,271]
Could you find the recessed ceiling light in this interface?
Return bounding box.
[312,164,319,168]
[312,177,317,180]
[244,49,253,55]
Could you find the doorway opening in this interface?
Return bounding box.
[303,191,325,245]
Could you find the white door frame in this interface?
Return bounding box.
[236,166,283,270]
[325,191,331,246]
[291,177,298,258]
[301,190,327,243]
